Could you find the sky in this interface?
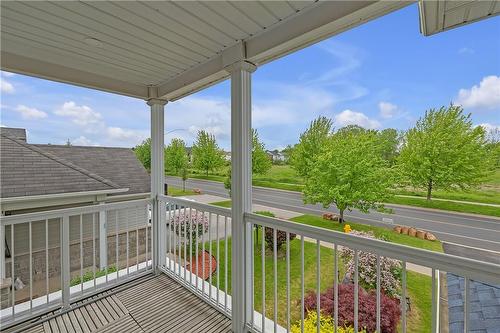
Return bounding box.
[1,4,499,150]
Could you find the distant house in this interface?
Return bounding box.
[0,127,151,277]
[266,149,286,163]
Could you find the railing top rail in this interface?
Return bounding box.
[245,212,500,286]
[159,194,231,217]
[1,198,152,226]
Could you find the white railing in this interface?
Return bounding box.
[158,195,232,316]
[0,198,153,328]
[245,212,500,333]
[156,197,500,333]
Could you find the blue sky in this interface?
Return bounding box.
[1,4,499,150]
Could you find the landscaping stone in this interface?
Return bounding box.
[408,227,417,237]
[425,232,437,241]
[393,225,402,233]
[416,230,426,239]
[401,226,409,234]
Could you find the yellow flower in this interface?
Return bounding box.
[343,224,352,233]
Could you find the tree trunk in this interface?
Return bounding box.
[339,209,344,224]
[206,169,209,176]
[183,180,186,192]
[427,179,433,200]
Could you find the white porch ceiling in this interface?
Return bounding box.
[419,0,500,36]
[1,1,497,101]
[1,1,411,100]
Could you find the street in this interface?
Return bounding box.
[166,176,500,263]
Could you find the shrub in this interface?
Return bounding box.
[264,227,296,251]
[303,284,401,333]
[339,231,402,297]
[291,311,366,333]
[170,210,209,242]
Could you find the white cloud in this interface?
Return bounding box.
[54,101,103,126]
[334,110,381,129]
[455,75,500,109]
[478,123,500,132]
[378,102,398,119]
[458,47,475,55]
[1,78,14,93]
[72,136,100,146]
[15,105,48,120]
[107,127,147,142]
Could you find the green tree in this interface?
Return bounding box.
[290,116,333,179]
[192,130,225,176]
[377,128,400,165]
[181,167,188,192]
[224,168,231,197]
[165,138,188,174]
[281,145,294,164]
[252,129,272,175]
[303,129,394,223]
[134,138,152,171]
[398,105,492,200]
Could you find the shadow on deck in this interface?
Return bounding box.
[6,274,231,333]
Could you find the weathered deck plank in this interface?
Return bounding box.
[12,274,231,333]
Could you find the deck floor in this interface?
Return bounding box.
[9,274,231,333]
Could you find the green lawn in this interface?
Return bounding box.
[210,200,232,208]
[167,186,200,197]
[290,215,443,253]
[209,232,432,332]
[387,196,500,217]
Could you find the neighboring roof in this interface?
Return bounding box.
[0,127,26,142]
[0,134,119,198]
[34,144,150,195]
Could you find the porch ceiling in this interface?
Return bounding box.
[0,1,410,100]
[1,1,497,102]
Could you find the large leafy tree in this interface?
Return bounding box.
[377,128,400,165]
[192,130,225,176]
[134,138,152,171]
[398,105,491,200]
[165,138,188,174]
[252,129,272,175]
[290,116,333,179]
[304,128,394,222]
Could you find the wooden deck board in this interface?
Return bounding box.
[12,273,231,333]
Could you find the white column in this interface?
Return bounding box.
[148,98,167,271]
[0,221,5,279]
[99,204,107,269]
[230,61,256,333]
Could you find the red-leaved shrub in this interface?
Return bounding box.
[303,283,401,333]
[264,227,296,251]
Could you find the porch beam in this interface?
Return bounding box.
[1,52,148,99]
[148,98,167,271]
[229,60,256,333]
[158,1,409,101]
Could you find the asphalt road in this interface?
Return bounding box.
[166,176,500,261]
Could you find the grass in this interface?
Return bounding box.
[210,200,232,208]
[290,215,443,252]
[387,196,500,217]
[209,232,431,332]
[167,186,200,197]
[70,266,117,287]
[405,271,433,333]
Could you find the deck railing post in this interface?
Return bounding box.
[61,214,70,308]
[98,203,107,269]
[229,60,256,333]
[148,98,167,272]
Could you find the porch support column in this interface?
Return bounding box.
[229,60,256,333]
[148,98,167,272]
